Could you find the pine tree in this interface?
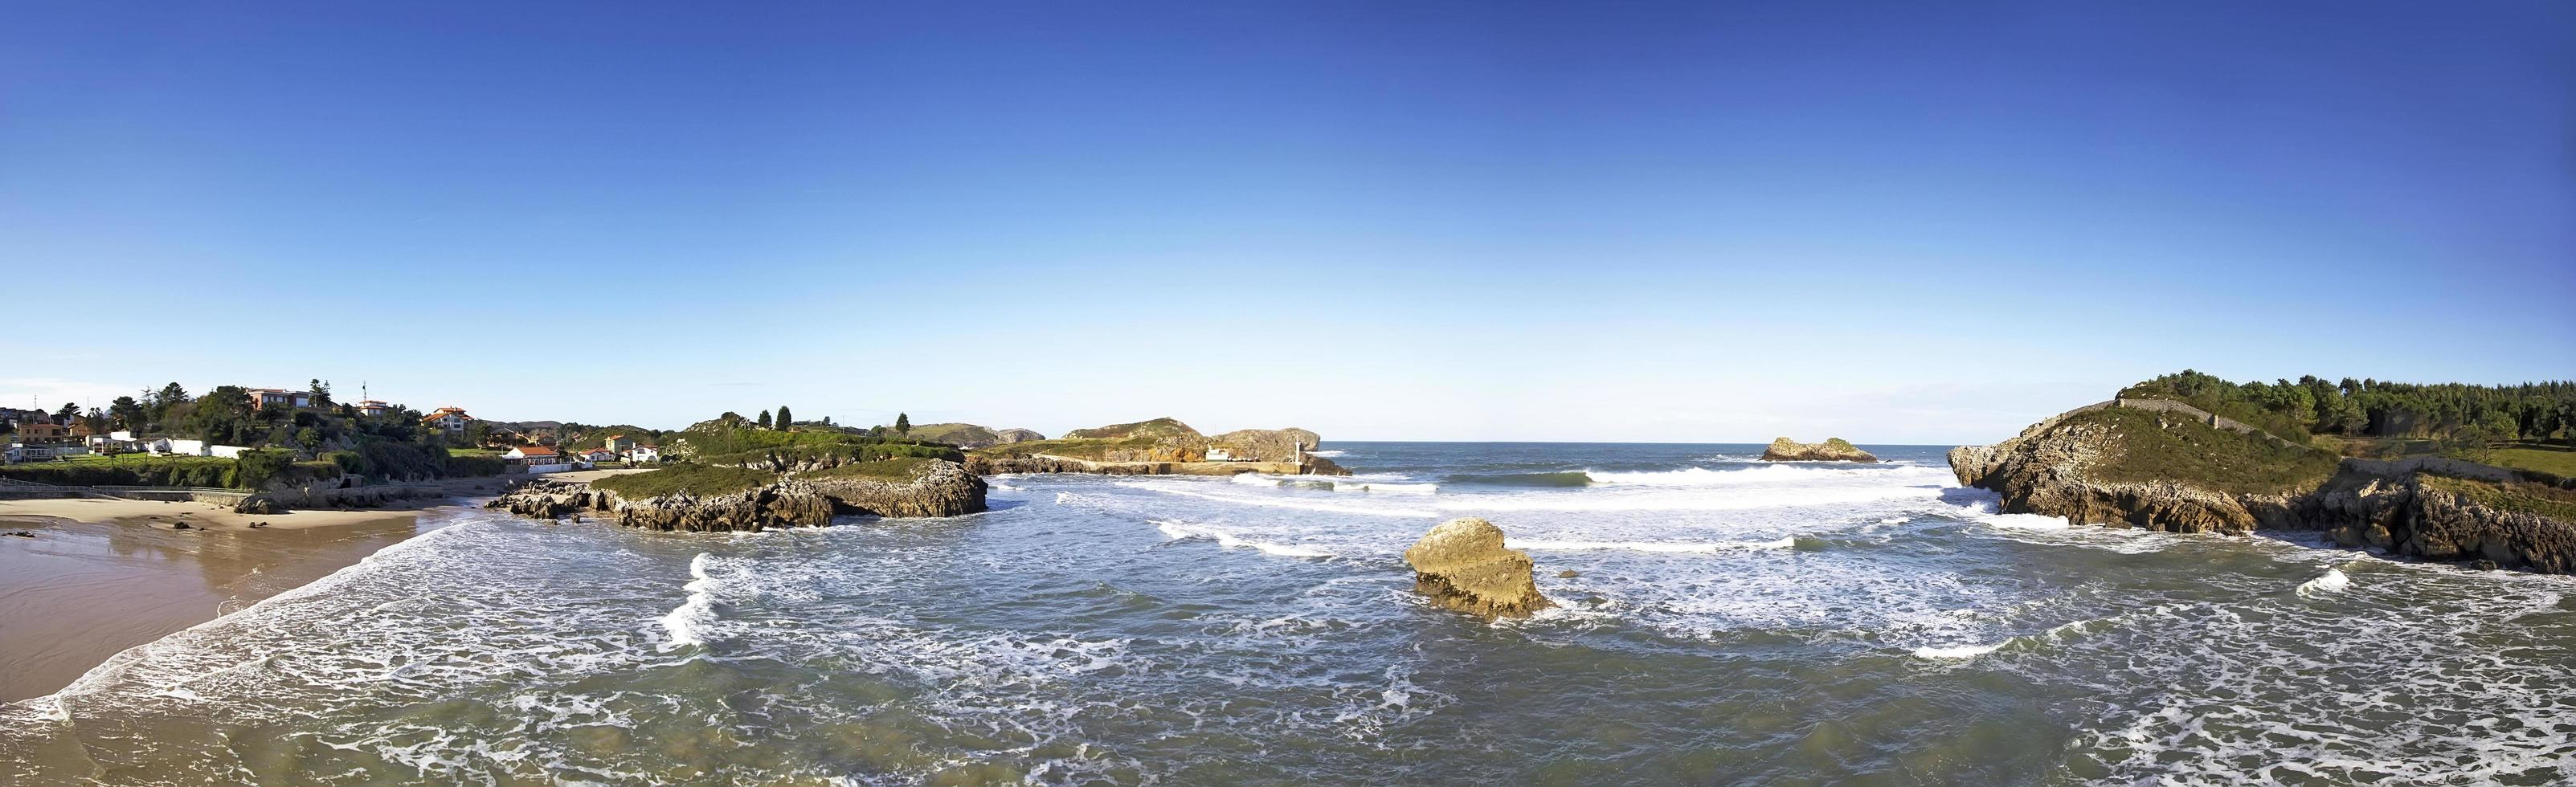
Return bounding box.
[775,406,793,431]
[758,410,774,430]
[895,413,910,435]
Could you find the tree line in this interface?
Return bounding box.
[2120,370,2576,448]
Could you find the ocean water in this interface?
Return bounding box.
[5,442,2573,785]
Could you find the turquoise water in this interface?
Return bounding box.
[4,442,2571,785]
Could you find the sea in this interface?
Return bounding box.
[4,442,2572,785]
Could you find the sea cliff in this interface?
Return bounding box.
[1952,399,2576,573]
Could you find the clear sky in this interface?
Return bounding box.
[4,2,2570,443]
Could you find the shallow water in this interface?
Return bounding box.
[3,442,2571,785]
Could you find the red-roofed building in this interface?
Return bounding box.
[422,407,472,434]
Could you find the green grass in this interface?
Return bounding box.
[592,464,778,499]
[2420,475,2576,522]
[2475,445,2576,480]
[797,457,930,483]
[971,436,1159,461]
[2077,407,2344,495]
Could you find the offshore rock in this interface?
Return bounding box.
[1403,517,1552,619]
[1762,438,1879,463]
[487,462,987,532]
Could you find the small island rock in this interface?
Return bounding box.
[1403,517,1552,619]
[1762,438,1879,463]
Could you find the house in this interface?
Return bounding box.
[422,407,472,434]
[503,445,562,462]
[579,447,619,463]
[247,388,317,410]
[165,439,209,456]
[131,437,172,454]
[355,400,391,417]
[1205,447,1249,462]
[603,434,638,451]
[13,422,68,442]
[628,446,660,463]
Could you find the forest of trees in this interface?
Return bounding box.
[2120,370,2576,449]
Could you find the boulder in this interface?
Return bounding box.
[1403,517,1552,619]
[1762,438,1879,463]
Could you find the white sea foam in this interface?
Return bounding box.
[1155,520,1335,558]
[1585,463,1935,486]
[2296,567,2351,596]
[1509,538,1795,553]
[1119,482,1438,517]
[1334,482,1438,495]
[1308,450,1347,457]
[1913,641,2006,659]
[657,553,718,650]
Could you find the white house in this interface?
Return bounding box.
[579,448,619,463]
[421,407,472,434]
[628,446,660,463]
[355,399,391,417]
[1205,447,1245,462]
[207,445,256,459]
[503,445,562,463]
[164,439,210,456]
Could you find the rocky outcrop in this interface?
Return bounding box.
[1403,517,1552,619]
[993,428,1045,444]
[1063,418,1204,442]
[1954,406,2576,572]
[904,423,1048,449]
[1208,428,1326,463]
[1762,438,1878,463]
[963,454,1354,477]
[489,460,987,532]
[804,460,988,518]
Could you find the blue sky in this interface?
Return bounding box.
[4,2,2569,442]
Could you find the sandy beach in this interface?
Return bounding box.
[0,494,484,703]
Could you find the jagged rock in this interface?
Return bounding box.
[1556,569,1580,578]
[1955,406,2576,572]
[993,428,1045,444]
[1762,438,1879,463]
[232,496,283,516]
[2472,560,2500,571]
[487,461,987,531]
[1403,517,1552,619]
[804,460,988,518]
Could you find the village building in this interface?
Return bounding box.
[603,434,638,451]
[355,399,391,417]
[247,388,317,410]
[502,445,562,463]
[628,446,660,463]
[421,407,472,434]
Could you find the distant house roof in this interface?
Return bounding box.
[607,434,627,439]
[422,407,471,422]
[513,446,560,457]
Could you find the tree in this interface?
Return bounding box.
[108,396,145,431]
[55,402,79,423]
[775,406,793,430]
[309,378,333,408]
[758,410,774,430]
[895,413,910,435]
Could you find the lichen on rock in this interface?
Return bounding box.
[1403,517,1552,619]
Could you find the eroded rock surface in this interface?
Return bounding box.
[1403,517,1552,618]
[1762,438,1879,463]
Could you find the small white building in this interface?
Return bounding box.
[164,439,210,456]
[504,445,562,463]
[207,445,256,459]
[579,448,619,463]
[628,446,660,463]
[422,407,472,434]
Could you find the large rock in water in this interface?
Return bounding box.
[1762,438,1879,463]
[1403,518,1552,619]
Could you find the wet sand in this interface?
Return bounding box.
[0,499,460,703]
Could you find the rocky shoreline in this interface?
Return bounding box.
[489,459,987,532]
[1952,400,2576,573]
